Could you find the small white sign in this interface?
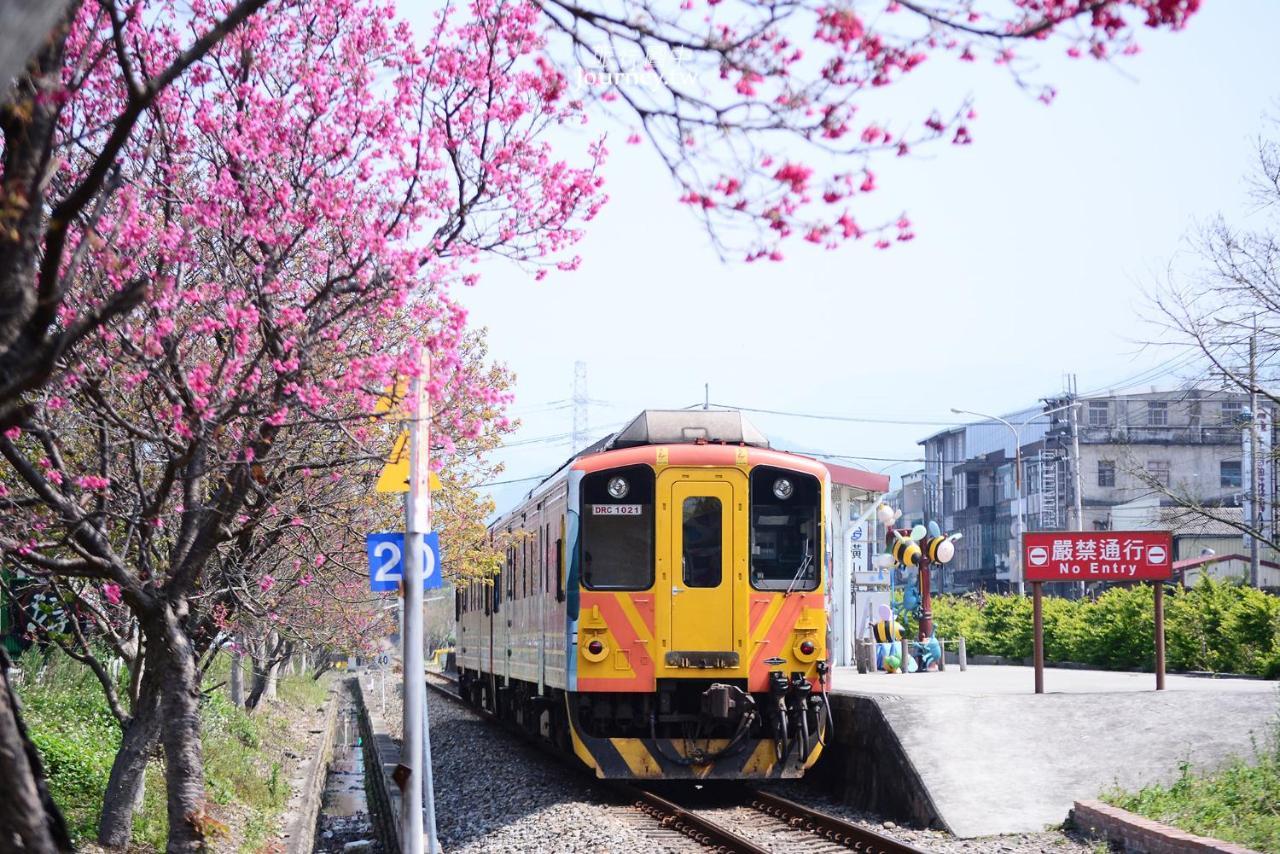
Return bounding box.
[591,504,643,516]
[848,523,868,569]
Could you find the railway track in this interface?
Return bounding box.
[423,671,930,854]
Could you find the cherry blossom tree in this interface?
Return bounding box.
[533,0,1201,257]
[0,0,601,848]
[0,0,1205,850]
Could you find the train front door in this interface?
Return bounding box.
[662,470,746,660]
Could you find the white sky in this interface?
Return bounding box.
[401,1,1280,509]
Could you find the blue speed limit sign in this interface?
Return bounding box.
[366,531,442,592]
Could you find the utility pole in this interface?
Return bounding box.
[571,361,589,451]
[704,383,709,410]
[401,351,440,854]
[1249,321,1260,588]
[1069,376,1085,598]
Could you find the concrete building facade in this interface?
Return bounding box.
[919,389,1273,592]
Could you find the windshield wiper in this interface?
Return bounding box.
[783,549,814,597]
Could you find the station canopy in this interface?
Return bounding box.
[608,410,770,449]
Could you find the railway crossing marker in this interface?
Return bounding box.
[366,531,442,592]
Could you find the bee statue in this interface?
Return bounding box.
[871,507,963,673]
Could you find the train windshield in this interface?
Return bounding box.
[749,466,820,591]
[580,465,654,590]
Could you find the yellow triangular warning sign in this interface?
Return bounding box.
[376,430,442,493]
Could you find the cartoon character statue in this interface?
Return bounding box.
[871,603,904,672]
[874,511,963,674]
[914,626,944,671]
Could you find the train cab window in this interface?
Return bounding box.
[749,466,820,591]
[580,465,654,590]
[681,497,723,588]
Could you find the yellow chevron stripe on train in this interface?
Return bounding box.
[455,410,834,780]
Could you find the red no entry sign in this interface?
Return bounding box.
[1022,531,1173,582]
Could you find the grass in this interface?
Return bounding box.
[15,648,326,851]
[1104,717,1280,852]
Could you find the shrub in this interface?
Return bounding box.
[930,579,1280,678]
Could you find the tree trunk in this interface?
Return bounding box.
[155,603,206,853]
[229,645,244,708]
[0,648,72,853]
[263,630,280,702]
[263,658,279,701]
[98,631,164,848]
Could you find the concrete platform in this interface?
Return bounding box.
[820,665,1278,838]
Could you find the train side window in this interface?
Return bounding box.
[544,524,550,592]
[682,496,724,588]
[507,546,515,599]
[555,538,565,602]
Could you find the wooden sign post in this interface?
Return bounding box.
[1021,531,1173,694]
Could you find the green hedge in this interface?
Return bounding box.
[930,578,1280,678]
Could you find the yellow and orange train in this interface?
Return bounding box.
[455,410,832,779]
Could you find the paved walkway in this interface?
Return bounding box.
[829,665,1279,837]
[833,664,1278,696]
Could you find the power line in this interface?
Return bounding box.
[713,402,967,426]
[712,401,1052,428]
[472,472,552,488]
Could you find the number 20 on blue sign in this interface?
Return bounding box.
[366,532,442,592]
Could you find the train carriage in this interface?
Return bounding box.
[456,410,833,779]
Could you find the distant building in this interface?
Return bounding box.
[920,389,1273,592]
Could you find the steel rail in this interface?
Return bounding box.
[616,785,769,854]
[745,788,930,854]
[424,672,927,854]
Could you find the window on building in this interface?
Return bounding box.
[1147,401,1169,427]
[1221,460,1243,489]
[1088,401,1109,428]
[1221,400,1243,424]
[1097,460,1116,488]
[1146,460,1171,487]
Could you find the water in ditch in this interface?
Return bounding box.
[313,702,382,853]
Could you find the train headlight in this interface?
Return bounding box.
[799,640,816,656]
[587,640,604,655]
[773,477,794,500]
[607,476,630,499]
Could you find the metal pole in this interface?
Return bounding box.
[1154,583,1166,691]
[1070,390,1085,600]
[420,356,441,854]
[400,371,425,854]
[1249,322,1260,589]
[1015,441,1025,596]
[401,352,442,854]
[918,555,933,640]
[1032,581,1044,694]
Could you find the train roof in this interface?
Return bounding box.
[504,410,769,510]
[610,410,769,449]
